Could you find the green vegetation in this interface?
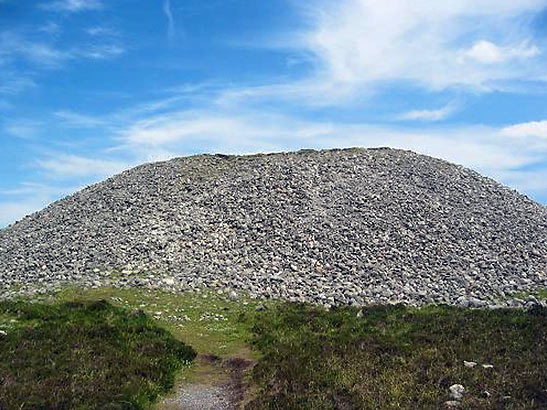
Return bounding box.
[52,286,273,357]
[0,299,196,409]
[244,304,547,410]
[1,286,546,409]
[511,287,547,301]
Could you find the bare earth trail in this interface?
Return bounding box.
[158,354,254,410]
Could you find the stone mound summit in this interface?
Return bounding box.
[1,148,546,306]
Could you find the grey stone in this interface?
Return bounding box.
[449,384,465,400]
[0,148,545,306]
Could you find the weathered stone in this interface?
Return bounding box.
[449,384,465,400]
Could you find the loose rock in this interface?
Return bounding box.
[449,384,465,400]
[0,148,545,306]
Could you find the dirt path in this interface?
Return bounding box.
[162,384,235,410]
[158,354,254,410]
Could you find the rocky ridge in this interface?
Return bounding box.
[1,148,546,307]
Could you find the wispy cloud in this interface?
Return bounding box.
[4,120,43,139]
[0,182,85,227]
[116,111,547,174]
[0,199,47,227]
[54,111,107,128]
[40,0,103,13]
[0,71,36,95]
[85,26,118,37]
[122,110,334,149]
[395,102,459,122]
[76,44,125,60]
[39,21,61,36]
[0,30,125,69]
[36,155,130,178]
[225,0,547,106]
[0,31,68,67]
[4,98,547,227]
[163,0,175,40]
[501,120,547,139]
[44,95,547,193]
[302,0,545,90]
[462,40,540,64]
[112,106,547,198]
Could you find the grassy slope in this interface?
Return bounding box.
[244,304,547,410]
[0,299,196,409]
[1,287,546,409]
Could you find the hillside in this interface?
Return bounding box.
[1,147,546,306]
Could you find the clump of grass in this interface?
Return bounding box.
[0,299,196,409]
[244,304,547,410]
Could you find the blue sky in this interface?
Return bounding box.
[1,0,547,226]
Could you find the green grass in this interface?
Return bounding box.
[51,286,274,357]
[511,287,547,301]
[2,286,546,409]
[244,303,547,409]
[0,299,196,409]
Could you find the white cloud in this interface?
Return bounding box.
[395,102,459,122]
[122,110,336,151]
[463,40,540,64]
[163,0,175,39]
[233,0,546,105]
[0,199,46,227]
[40,0,103,13]
[36,155,130,178]
[213,1,547,107]
[119,108,545,176]
[501,120,547,139]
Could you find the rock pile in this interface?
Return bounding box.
[1,148,546,306]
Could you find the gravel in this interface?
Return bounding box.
[0,147,546,306]
[161,384,235,410]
